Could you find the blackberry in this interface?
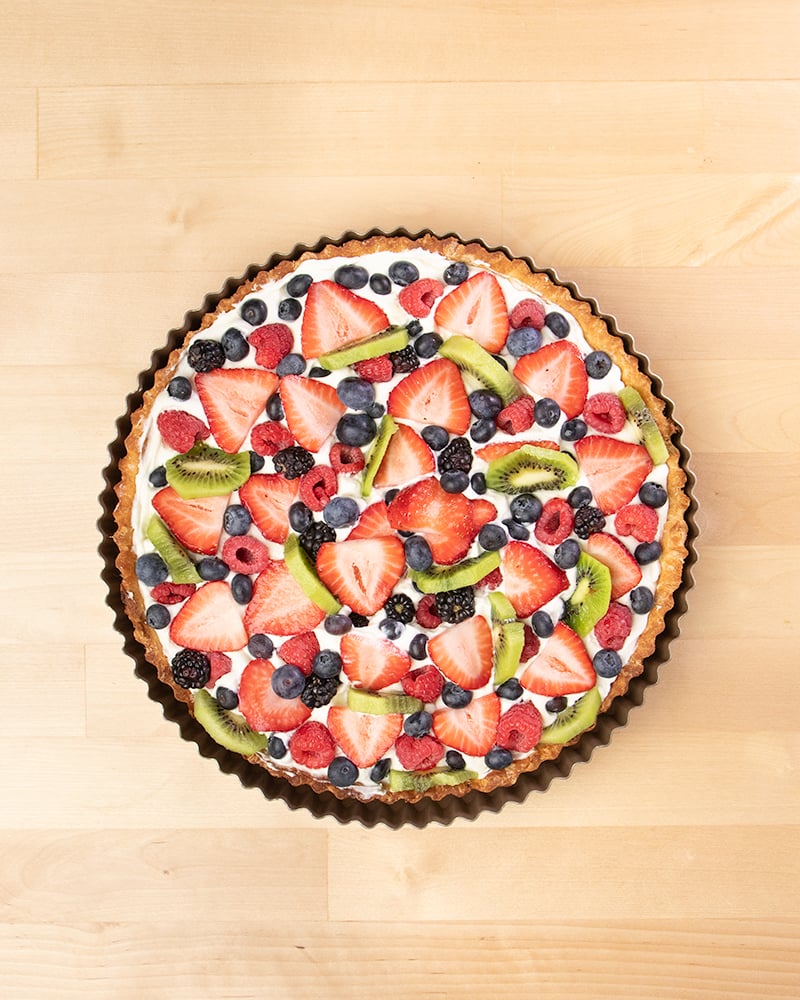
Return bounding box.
[435,586,474,624]
[299,521,336,560]
[171,649,210,689]
[273,446,314,479]
[573,505,606,539]
[301,674,340,709]
[437,437,473,474]
[187,339,225,373]
[389,345,420,373]
[383,593,415,624]
[349,612,369,628]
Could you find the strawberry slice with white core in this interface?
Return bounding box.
[315,537,405,616]
[301,280,390,359]
[195,368,279,453]
[519,622,596,696]
[387,358,471,436]
[427,615,494,690]
[513,340,588,419]
[432,693,501,756]
[346,501,394,540]
[373,423,435,489]
[279,374,347,453]
[340,632,412,690]
[327,706,403,768]
[243,559,326,636]
[152,487,227,555]
[585,532,643,600]
[238,658,312,733]
[433,271,509,353]
[238,473,300,543]
[169,581,248,652]
[573,435,653,514]
[502,540,569,618]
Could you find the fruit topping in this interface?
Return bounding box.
[618,386,669,464]
[434,587,475,624]
[299,465,338,512]
[372,423,434,490]
[354,354,394,382]
[327,706,403,769]
[501,541,569,618]
[593,648,623,678]
[401,665,445,703]
[485,445,579,495]
[250,421,294,456]
[495,701,543,752]
[533,497,574,546]
[150,581,197,604]
[282,533,342,614]
[145,515,203,584]
[193,688,267,754]
[244,559,327,636]
[280,375,346,453]
[434,270,509,353]
[615,503,659,543]
[195,368,280,453]
[573,435,653,514]
[410,550,501,594]
[562,552,612,637]
[437,436,473,474]
[278,631,320,675]
[248,322,293,369]
[316,536,406,616]
[169,581,248,652]
[395,733,446,771]
[157,410,210,454]
[187,339,225,373]
[427,615,493,690]
[387,357,471,435]
[495,395,535,435]
[639,481,668,508]
[510,298,546,331]
[432,693,501,756]
[171,649,211,689]
[513,340,588,418]
[301,280,390,359]
[572,505,606,539]
[165,441,251,500]
[238,473,300,543]
[583,392,626,435]
[299,521,336,560]
[519,622,595,696]
[584,350,612,379]
[318,325,409,371]
[289,720,337,768]
[340,632,412,690]
[388,344,420,374]
[302,675,340,709]
[151,488,227,556]
[398,278,444,317]
[334,264,369,289]
[237,658,313,733]
[594,602,633,650]
[538,686,601,744]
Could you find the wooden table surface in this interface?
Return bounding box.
[2,2,799,997]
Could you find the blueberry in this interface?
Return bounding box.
[567,486,593,509]
[404,534,433,571]
[149,466,167,488]
[366,402,385,419]
[510,493,542,523]
[334,264,369,290]
[369,273,392,295]
[468,389,503,419]
[534,397,561,428]
[323,496,360,528]
[221,328,249,361]
[485,747,513,769]
[167,376,192,400]
[272,663,306,699]
[440,470,469,493]
[531,611,554,638]
[223,504,252,536]
[593,648,623,678]
[421,425,449,451]
[135,553,168,586]
[379,618,404,640]
[388,260,419,286]
[443,261,469,285]
[287,274,313,298]
[585,350,612,379]
[470,472,487,495]
[506,326,542,357]
[265,392,284,420]
[469,418,497,443]
[639,482,668,508]
[503,518,530,541]
[441,682,472,709]
[370,758,391,782]
[217,687,239,710]
[278,298,302,322]
[268,734,287,758]
[561,418,588,442]
[554,538,581,569]
[145,603,170,629]
[384,488,400,504]
[544,312,570,338]
[635,541,662,564]
[497,677,523,700]
[323,614,353,637]
[288,501,314,533]
[406,320,423,338]
[241,298,267,326]
[276,353,306,376]
[478,523,507,551]
[313,649,343,678]
[336,413,377,447]
[231,573,253,604]
[414,332,443,358]
[197,557,229,581]
[404,710,433,737]
[446,750,467,770]
[249,451,265,473]
[336,376,375,411]
[409,633,428,660]
[545,695,568,713]
[248,634,274,659]
[630,586,654,614]
[328,756,359,787]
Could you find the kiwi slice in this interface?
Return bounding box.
[618,386,669,465]
[562,552,612,637]
[388,768,478,792]
[317,325,410,370]
[165,441,251,500]
[410,550,501,594]
[438,335,522,405]
[347,689,424,715]
[485,445,579,494]
[539,686,602,745]
[361,413,399,497]
[193,688,268,754]
[145,515,202,584]
[488,591,517,623]
[487,591,524,685]
[284,534,342,613]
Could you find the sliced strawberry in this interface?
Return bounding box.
[238,473,300,543]
[574,435,653,514]
[513,340,588,419]
[301,280,389,358]
[152,488,227,555]
[432,693,501,756]
[346,501,394,540]
[278,631,320,675]
[195,368,279,453]
[243,560,326,636]
[316,537,405,616]
[340,632,412,690]
[475,439,560,462]
[585,532,642,600]
[471,498,499,529]
[238,658,311,733]
[169,581,248,652]
[373,423,435,489]
[327,706,403,768]
[386,358,470,435]
[433,271,509,352]
[502,541,569,618]
[615,503,659,543]
[427,615,494,690]
[519,622,596,696]
[157,410,210,453]
[279,375,346,452]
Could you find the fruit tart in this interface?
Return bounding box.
[113,232,690,805]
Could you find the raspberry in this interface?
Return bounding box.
[150,582,196,605]
[534,498,574,546]
[289,721,336,769]
[330,442,365,475]
[398,278,444,318]
[615,504,659,543]
[221,534,270,574]
[496,702,543,752]
[156,410,210,453]
[401,665,445,703]
[573,505,606,539]
[299,465,338,512]
[354,355,393,382]
[389,345,420,374]
[520,624,539,662]
[415,594,442,629]
[205,652,233,689]
[248,323,293,369]
[584,393,626,434]
[594,602,633,650]
[171,649,210,689]
[273,446,314,479]
[278,632,320,675]
[510,298,546,331]
[496,396,536,435]
[250,421,294,456]
[477,567,503,590]
[394,733,445,771]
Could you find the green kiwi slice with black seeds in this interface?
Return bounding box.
[538,686,602,745]
[485,445,579,494]
[562,552,612,637]
[439,335,522,405]
[145,515,202,584]
[410,550,501,593]
[193,688,268,754]
[317,325,410,370]
[165,442,251,500]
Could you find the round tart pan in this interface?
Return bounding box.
[98,228,698,828]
